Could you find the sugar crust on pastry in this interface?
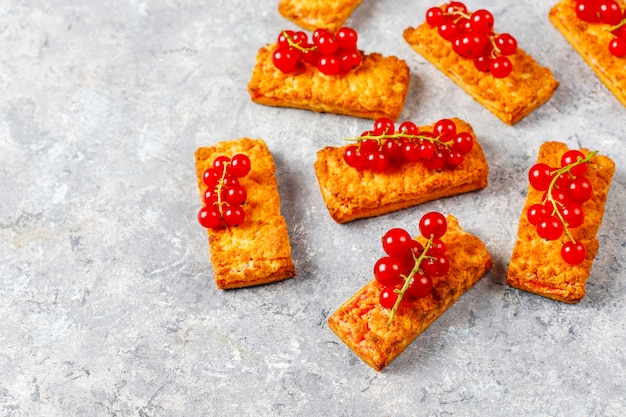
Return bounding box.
[194,138,296,289]
[549,0,626,107]
[506,142,615,303]
[278,0,363,33]
[313,118,489,223]
[248,44,410,121]
[403,7,559,125]
[328,214,493,372]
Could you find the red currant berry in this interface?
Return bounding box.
[609,37,626,57]
[228,154,251,178]
[382,228,413,258]
[424,149,446,170]
[224,185,247,206]
[223,205,245,227]
[536,215,564,240]
[426,238,447,256]
[343,145,366,170]
[398,121,419,135]
[373,117,395,135]
[402,141,421,162]
[291,31,308,48]
[490,56,513,78]
[566,176,593,203]
[314,31,338,54]
[453,34,489,58]
[560,202,584,228]
[495,33,518,56]
[301,45,320,66]
[379,287,399,309]
[575,0,600,22]
[473,55,492,73]
[317,54,340,75]
[407,274,433,299]
[560,150,588,176]
[366,151,390,172]
[527,203,549,226]
[272,47,299,73]
[374,256,408,287]
[198,206,221,229]
[598,0,622,25]
[203,187,222,205]
[419,212,447,239]
[456,18,472,35]
[277,30,295,49]
[445,150,464,167]
[418,140,436,160]
[438,22,460,41]
[433,119,457,142]
[452,132,474,154]
[336,27,358,51]
[426,7,445,26]
[469,9,495,34]
[561,241,587,265]
[338,50,361,72]
[421,254,450,277]
[528,163,554,191]
[445,2,468,15]
[212,155,231,170]
[203,168,221,187]
[382,139,404,164]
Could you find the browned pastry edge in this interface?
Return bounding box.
[403,5,559,125]
[248,44,410,121]
[314,118,489,223]
[328,214,493,371]
[549,0,626,107]
[195,138,296,289]
[506,141,615,303]
[277,0,363,33]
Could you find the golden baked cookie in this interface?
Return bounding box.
[506,142,615,303]
[194,138,296,289]
[278,0,363,33]
[248,43,410,121]
[549,0,626,107]
[403,5,559,125]
[313,118,489,223]
[328,214,493,371]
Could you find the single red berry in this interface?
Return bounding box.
[598,0,622,25]
[317,54,340,75]
[469,9,495,34]
[272,47,299,73]
[456,18,472,35]
[560,202,584,228]
[379,287,399,309]
[445,1,468,15]
[528,163,554,191]
[373,117,395,135]
[438,22,460,41]
[202,168,220,187]
[407,274,433,299]
[343,145,366,170]
[575,0,600,22]
[490,56,513,78]
[203,187,222,205]
[198,206,221,229]
[426,238,447,256]
[421,254,450,277]
[382,228,413,258]
[277,30,295,49]
[398,121,419,135]
[560,150,588,176]
[223,205,245,227]
[313,31,338,54]
[338,50,361,72]
[426,7,445,26]
[609,37,626,57]
[402,141,421,162]
[445,150,464,167]
[301,45,320,66]
[536,215,564,240]
[228,154,251,178]
[417,140,436,160]
[365,151,390,172]
[382,139,404,164]
[419,212,447,239]
[224,185,247,206]
[452,132,474,154]
[495,33,518,56]
[212,155,231,170]
[433,119,457,142]
[561,241,587,265]
[291,31,308,48]
[566,176,593,203]
[336,27,358,51]
[453,33,489,58]
[424,149,446,170]
[374,256,409,287]
[527,203,549,226]
[473,55,492,72]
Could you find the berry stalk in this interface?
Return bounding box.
[345,132,452,151]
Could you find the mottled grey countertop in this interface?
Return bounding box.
[1,0,625,416]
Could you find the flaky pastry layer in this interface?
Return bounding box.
[549,0,626,107]
[278,0,362,33]
[195,139,296,289]
[506,142,615,303]
[248,44,410,121]
[314,118,489,223]
[328,215,493,371]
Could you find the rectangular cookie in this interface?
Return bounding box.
[403,6,559,125]
[248,44,410,121]
[506,142,615,303]
[549,0,626,107]
[328,214,493,371]
[194,138,296,289]
[278,0,363,33]
[313,118,488,223]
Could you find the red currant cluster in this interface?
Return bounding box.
[575,0,626,57]
[426,2,518,78]
[198,154,252,229]
[342,117,474,172]
[375,212,450,325]
[272,27,362,75]
[526,149,598,265]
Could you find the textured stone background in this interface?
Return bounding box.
[1,0,625,416]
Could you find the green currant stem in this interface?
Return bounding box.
[387,235,435,327]
[447,8,471,23]
[214,163,231,228]
[605,18,626,35]
[345,132,451,152]
[487,35,503,59]
[281,30,317,53]
[543,150,598,243]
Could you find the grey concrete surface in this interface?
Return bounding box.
[1,0,625,416]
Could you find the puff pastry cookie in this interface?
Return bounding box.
[328,214,492,371]
[403,5,559,125]
[506,142,615,303]
[314,118,489,223]
[549,0,626,107]
[194,139,296,289]
[278,0,363,33]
